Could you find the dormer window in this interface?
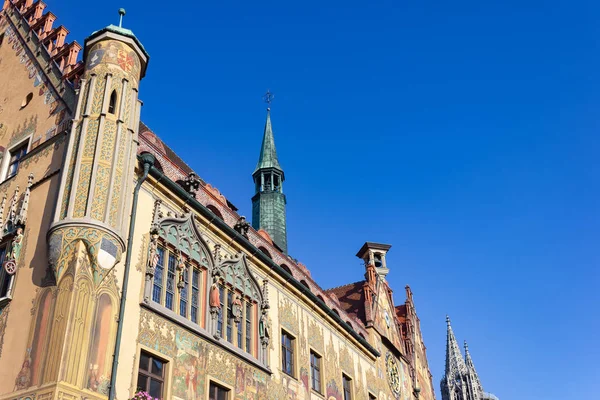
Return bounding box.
[108,90,117,114]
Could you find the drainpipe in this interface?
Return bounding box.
[109,152,156,400]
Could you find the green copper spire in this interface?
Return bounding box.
[253,108,282,174]
[252,95,288,254]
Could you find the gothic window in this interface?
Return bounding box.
[165,253,176,310]
[179,265,188,318]
[216,284,255,354]
[226,290,233,342]
[147,213,262,358]
[150,243,206,324]
[191,268,200,323]
[245,302,252,352]
[20,92,33,109]
[108,90,117,114]
[152,247,165,303]
[216,284,224,336]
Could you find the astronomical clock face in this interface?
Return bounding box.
[386,352,402,397]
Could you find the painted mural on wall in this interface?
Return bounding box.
[372,283,404,353]
[138,309,275,400]
[13,242,120,394]
[86,40,141,78]
[0,24,71,149]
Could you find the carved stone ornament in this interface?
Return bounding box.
[181,172,202,198]
[231,294,243,323]
[234,216,250,239]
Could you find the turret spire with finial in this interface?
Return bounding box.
[251,90,288,253]
[464,341,484,399]
[444,316,468,380]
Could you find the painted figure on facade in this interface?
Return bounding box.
[209,274,222,339]
[147,232,159,273]
[14,351,31,390]
[8,226,23,262]
[184,358,198,399]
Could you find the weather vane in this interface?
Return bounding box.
[118,8,126,28]
[263,90,274,109]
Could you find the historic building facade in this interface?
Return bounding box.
[0,1,436,400]
[441,318,499,400]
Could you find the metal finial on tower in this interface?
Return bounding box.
[262,90,274,111]
[464,340,468,351]
[118,8,126,28]
[446,315,451,326]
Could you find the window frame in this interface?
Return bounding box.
[147,240,257,357]
[342,373,353,400]
[1,138,30,182]
[136,350,167,400]
[281,329,296,378]
[310,349,323,394]
[150,244,206,324]
[208,380,231,400]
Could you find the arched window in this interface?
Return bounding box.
[258,246,271,259]
[108,90,117,114]
[359,332,366,340]
[317,294,325,303]
[206,205,223,220]
[346,321,353,330]
[300,280,311,291]
[332,308,340,317]
[280,263,293,277]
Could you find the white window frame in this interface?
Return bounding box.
[0,137,31,182]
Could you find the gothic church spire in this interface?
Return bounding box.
[444,316,467,380]
[464,341,484,400]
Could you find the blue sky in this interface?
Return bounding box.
[51,0,599,398]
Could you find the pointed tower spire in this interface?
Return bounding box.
[444,316,467,379]
[464,341,484,400]
[251,91,288,253]
[254,107,282,173]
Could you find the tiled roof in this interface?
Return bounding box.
[325,281,366,324]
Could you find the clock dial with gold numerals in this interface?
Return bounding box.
[386,352,402,397]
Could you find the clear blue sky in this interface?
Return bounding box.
[52,1,599,398]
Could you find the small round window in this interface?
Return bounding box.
[21,92,33,109]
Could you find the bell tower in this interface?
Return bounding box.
[356,241,392,279]
[49,9,149,275]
